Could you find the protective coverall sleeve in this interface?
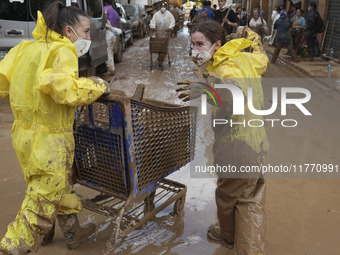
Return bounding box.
[0,44,22,99]
[149,13,157,28]
[37,47,106,106]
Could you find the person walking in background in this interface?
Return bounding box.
[170,3,181,35]
[213,0,238,35]
[304,2,318,61]
[178,20,269,254]
[288,4,297,20]
[104,0,119,27]
[193,0,214,24]
[103,0,120,75]
[291,9,306,55]
[0,2,108,254]
[149,3,175,66]
[271,11,299,63]
[257,5,265,19]
[149,3,175,31]
[235,6,247,26]
[248,8,268,42]
[190,5,197,22]
[269,7,281,46]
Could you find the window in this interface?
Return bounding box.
[124,5,138,17]
[0,0,30,21]
[29,0,57,21]
[85,0,102,18]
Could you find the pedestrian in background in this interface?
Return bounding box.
[288,4,297,20]
[269,7,281,46]
[178,21,269,254]
[291,9,306,55]
[193,0,214,24]
[271,10,299,63]
[104,0,119,27]
[235,6,247,26]
[248,8,268,42]
[304,2,318,61]
[149,3,175,66]
[189,5,197,22]
[0,2,108,254]
[213,0,238,35]
[104,0,120,75]
[257,5,265,19]
[149,3,175,31]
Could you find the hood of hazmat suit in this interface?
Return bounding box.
[0,11,106,254]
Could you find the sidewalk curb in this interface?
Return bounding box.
[266,50,340,95]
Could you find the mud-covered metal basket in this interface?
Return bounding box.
[74,90,196,206]
[149,29,171,70]
[149,36,169,53]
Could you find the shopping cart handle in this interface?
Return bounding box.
[132,84,145,101]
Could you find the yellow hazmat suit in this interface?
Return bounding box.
[0,12,106,254]
[206,28,269,254]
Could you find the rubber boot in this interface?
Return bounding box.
[57,214,96,250]
[41,222,55,246]
[290,49,300,62]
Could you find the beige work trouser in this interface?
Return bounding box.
[216,177,266,255]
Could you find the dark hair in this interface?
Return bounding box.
[203,1,210,7]
[192,21,227,45]
[309,2,316,10]
[276,7,282,12]
[297,8,304,14]
[104,0,113,5]
[42,1,88,36]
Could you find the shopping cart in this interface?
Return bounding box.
[149,29,171,70]
[73,85,197,254]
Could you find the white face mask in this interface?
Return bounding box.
[70,26,91,57]
[192,42,216,66]
[161,7,166,12]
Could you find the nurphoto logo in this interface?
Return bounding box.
[200,83,312,128]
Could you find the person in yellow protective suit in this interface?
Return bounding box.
[0,2,108,254]
[178,21,269,254]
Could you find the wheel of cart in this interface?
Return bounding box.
[149,29,171,70]
[73,85,197,254]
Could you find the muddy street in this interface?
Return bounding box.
[1,24,340,255]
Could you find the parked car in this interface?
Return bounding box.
[123,4,148,38]
[114,3,134,46]
[0,0,107,76]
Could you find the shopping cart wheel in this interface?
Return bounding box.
[173,195,186,215]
